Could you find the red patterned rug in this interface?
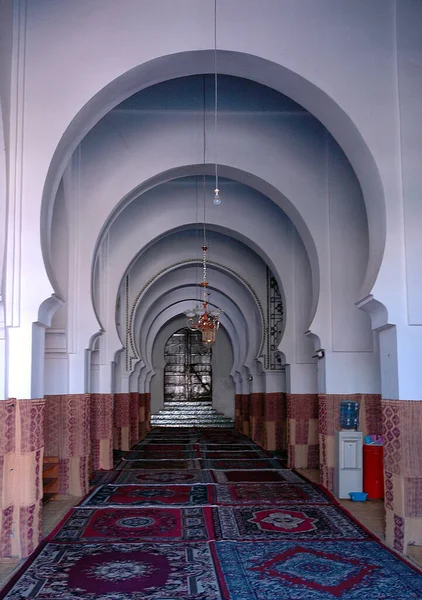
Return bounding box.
[3,427,422,600]
[2,542,224,599]
[123,450,197,460]
[211,483,334,505]
[202,458,286,470]
[49,507,213,542]
[113,469,214,485]
[82,484,212,507]
[211,505,370,541]
[132,444,192,451]
[117,459,200,470]
[212,469,305,483]
[201,444,261,451]
[202,450,271,459]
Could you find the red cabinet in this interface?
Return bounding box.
[363,445,384,500]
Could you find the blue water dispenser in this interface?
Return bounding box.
[340,401,359,430]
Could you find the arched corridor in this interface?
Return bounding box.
[0,0,422,577]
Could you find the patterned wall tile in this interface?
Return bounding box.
[114,393,130,428]
[0,400,16,455]
[19,399,45,453]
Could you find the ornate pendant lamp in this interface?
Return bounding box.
[184,1,222,344]
[185,179,222,345]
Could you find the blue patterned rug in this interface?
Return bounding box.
[214,540,422,599]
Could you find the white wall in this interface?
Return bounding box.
[46,74,376,397]
[5,1,422,400]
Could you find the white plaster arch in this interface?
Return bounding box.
[127,259,266,356]
[40,49,385,307]
[89,177,313,369]
[140,300,240,386]
[138,289,247,377]
[124,258,266,369]
[134,273,261,372]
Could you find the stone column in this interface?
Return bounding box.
[0,399,45,558]
[44,394,90,497]
[235,394,242,431]
[249,393,264,446]
[139,394,147,439]
[286,394,319,468]
[90,393,113,470]
[240,394,250,436]
[129,392,140,447]
[382,400,422,553]
[263,392,286,451]
[113,393,131,450]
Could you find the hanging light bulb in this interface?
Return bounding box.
[213,0,221,206]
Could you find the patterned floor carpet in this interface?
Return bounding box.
[2,428,422,599]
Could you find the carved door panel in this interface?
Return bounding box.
[164,329,212,402]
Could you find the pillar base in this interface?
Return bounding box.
[0,399,45,558]
[382,399,422,554]
[263,393,286,451]
[45,394,90,497]
[287,394,318,468]
[91,393,113,471]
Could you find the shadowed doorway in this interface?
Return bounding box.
[164,328,212,402]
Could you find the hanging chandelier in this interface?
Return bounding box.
[185,236,221,345]
[184,1,222,345]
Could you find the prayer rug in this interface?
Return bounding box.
[211,483,334,505]
[202,458,284,470]
[131,444,192,452]
[212,469,305,483]
[140,439,196,446]
[117,459,200,470]
[2,542,223,599]
[50,507,213,542]
[82,484,212,507]
[89,470,118,486]
[123,450,196,460]
[201,450,271,459]
[201,444,260,451]
[114,469,214,485]
[211,504,369,541]
[214,540,422,599]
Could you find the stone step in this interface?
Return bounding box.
[151,401,234,429]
